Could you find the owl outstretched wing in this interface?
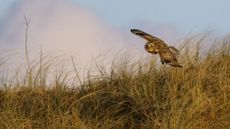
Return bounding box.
[130,29,168,47]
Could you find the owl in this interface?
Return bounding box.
[131,29,182,68]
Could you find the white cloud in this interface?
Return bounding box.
[0,0,136,71]
[0,0,186,82]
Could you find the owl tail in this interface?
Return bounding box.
[168,61,183,68]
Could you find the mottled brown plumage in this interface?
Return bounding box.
[158,48,182,67]
[168,46,179,57]
[131,29,168,54]
[131,29,182,67]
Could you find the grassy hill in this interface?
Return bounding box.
[0,35,229,129]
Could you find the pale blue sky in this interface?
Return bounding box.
[0,0,230,33]
[0,0,14,18]
[75,0,230,33]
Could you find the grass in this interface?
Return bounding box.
[0,34,229,129]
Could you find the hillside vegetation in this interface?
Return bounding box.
[0,35,229,129]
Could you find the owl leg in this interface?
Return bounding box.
[161,59,164,64]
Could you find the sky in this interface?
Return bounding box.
[0,0,230,71]
[76,0,230,33]
[1,0,230,33]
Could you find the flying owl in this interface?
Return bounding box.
[131,29,182,68]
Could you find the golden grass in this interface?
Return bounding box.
[0,35,229,129]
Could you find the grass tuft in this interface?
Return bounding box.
[0,35,229,129]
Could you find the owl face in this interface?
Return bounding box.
[145,42,157,54]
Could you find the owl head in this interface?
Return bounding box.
[144,42,158,54]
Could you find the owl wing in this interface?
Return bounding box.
[158,49,182,67]
[168,46,180,57]
[158,49,177,63]
[130,29,168,47]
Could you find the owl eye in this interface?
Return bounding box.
[149,44,154,49]
[144,44,148,49]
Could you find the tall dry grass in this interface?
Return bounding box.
[0,34,229,129]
